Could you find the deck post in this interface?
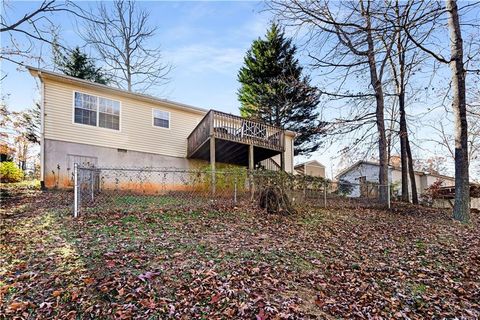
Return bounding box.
[248,144,254,171]
[280,152,286,171]
[210,136,216,195]
[249,144,254,200]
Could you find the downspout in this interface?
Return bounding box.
[38,71,46,190]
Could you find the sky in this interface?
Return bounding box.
[1,1,479,180]
[1,1,271,113]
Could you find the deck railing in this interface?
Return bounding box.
[187,110,285,157]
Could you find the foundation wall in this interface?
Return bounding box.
[44,138,208,188]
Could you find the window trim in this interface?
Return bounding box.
[152,108,171,130]
[72,91,122,132]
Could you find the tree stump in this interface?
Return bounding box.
[258,185,296,215]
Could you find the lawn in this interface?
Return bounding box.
[1,190,479,319]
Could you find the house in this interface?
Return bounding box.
[336,160,455,198]
[433,185,480,211]
[28,67,295,189]
[294,160,326,178]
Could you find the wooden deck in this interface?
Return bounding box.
[187,110,285,168]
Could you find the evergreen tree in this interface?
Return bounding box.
[53,44,109,85]
[238,23,323,155]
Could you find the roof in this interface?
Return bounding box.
[294,159,326,169]
[335,160,455,181]
[28,66,209,115]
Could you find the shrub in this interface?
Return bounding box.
[422,178,445,206]
[337,179,354,196]
[0,161,24,183]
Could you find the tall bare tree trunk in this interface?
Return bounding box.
[389,0,411,203]
[399,94,409,202]
[446,0,470,222]
[364,2,389,204]
[405,134,418,204]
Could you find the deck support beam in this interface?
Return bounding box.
[248,144,254,171]
[280,152,286,172]
[210,136,216,195]
[249,144,254,200]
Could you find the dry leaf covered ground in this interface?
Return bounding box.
[1,189,479,319]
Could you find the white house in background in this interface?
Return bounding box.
[294,160,326,178]
[336,160,455,198]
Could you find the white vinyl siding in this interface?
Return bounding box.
[153,109,170,128]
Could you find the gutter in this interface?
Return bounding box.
[38,71,46,189]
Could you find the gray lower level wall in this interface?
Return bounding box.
[44,139,208,188]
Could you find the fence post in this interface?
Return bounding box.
[90,170,94,202]
[211,170,216,196]
[387,183,391,209]
[73,163,79,218]
[324,181,327,208]
[234,175,237,205]
[249,171,254,201]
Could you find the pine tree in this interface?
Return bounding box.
[53,44,109,85]
[238,23,323,155]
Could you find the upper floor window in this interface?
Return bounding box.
[153,109,170,128]
[99,97,120,130]
[74,92,120,130]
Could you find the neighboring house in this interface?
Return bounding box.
[294,160,326,178]
[336,160,455,198]
[28,67,295,189]
[433,185,480,211]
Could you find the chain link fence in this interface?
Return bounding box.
[73,164,391,217]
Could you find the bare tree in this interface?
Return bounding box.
[0,101,39,170]
[382,0,440,204]
[82,0,171,93]
[447,0,470,221]
[269,0,397,204]
[426,111,480,182]
[1,1,87,68]
[403,0,479,221]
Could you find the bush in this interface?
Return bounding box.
[337,179,354,196]
[0,161,24,183]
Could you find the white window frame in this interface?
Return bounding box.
[72,91,121,132]
[152,108,171,129]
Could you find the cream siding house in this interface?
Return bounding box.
[294,160,326,178]
[29,67,295,188]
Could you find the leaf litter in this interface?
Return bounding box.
[0,191,479,319]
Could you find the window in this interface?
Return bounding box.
[74,92,97,126]
[153,109,170,128]
[99,97,120,130]
[74,92,120,130]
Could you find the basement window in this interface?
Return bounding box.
[153,109,170,129]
